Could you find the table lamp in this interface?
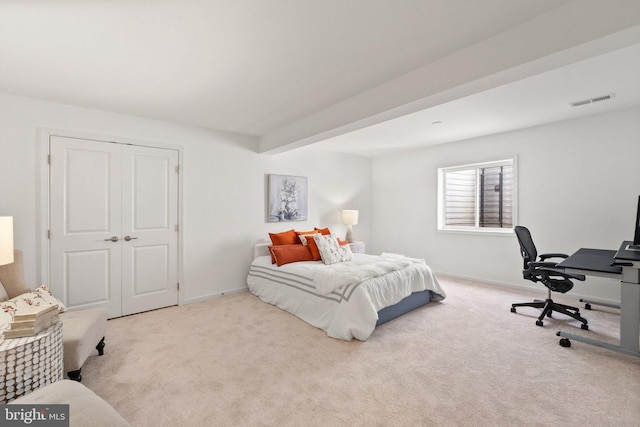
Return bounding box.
[342,210,359,243]
[0,216,14,266]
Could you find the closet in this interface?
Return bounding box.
[48,135,179,318]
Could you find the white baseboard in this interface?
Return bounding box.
[433,270,620,306]
[182,287,248,305]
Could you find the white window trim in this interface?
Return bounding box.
[437,157,518,235]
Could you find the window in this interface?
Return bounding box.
[438,159,516,233]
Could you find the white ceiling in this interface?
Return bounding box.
[1,1,639,157]
[309,42,640,157]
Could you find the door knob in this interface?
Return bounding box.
[124,235,138,241]
[104,236,119,242]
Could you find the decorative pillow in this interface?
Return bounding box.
[0,284,66,325]
[0,279,8,302]
[267,246,277,264]
[270,245,314,267]
[313,234,353,265]
[296,230,318,244]
[298,232,319,245]
[298,234,322,261]
[314,227,331,236]
[337,238,349,246]
[267,244,301,264]
[269,229,300,246]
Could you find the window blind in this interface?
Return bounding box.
[444,169,476,227]
[442,162,513,229]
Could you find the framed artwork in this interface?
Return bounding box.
[268,174,308,222]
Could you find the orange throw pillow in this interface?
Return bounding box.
[268,244,306,264]
[267,246,277,263]
[301,236,322,261]
[314,227,331,235]
[296,230,317,242]
[269,229,299,245]
[270,245,314,267]
[337,238,349,246]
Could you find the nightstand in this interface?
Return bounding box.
[348,241,365,254]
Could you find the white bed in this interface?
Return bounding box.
[246,244,446,341]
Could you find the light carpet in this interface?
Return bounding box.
[81,276,640,426]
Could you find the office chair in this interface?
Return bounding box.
[511,226,589,330]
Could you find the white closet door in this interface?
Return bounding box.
[121,145,179,316]
[49,136,123,316]
[49,136,179,318]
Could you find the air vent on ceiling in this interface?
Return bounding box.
[569,93,616,107]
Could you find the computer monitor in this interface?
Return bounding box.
[627,195,640,251]
[634,195,640,246]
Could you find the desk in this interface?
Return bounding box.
[557,243,640,357]
[558,248,622,278]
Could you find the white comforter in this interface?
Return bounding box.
[246,253,446,341]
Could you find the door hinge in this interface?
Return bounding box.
[47,229,50,239]
[48,154,51,165]
[175,165,180,174]
[175,224,179,232]
[177,283,180,291]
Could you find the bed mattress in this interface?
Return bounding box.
[246,253,446,341]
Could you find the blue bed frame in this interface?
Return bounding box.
[376,290,432,326]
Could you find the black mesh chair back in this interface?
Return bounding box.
[510,225,588,329]
[514,225,537,277]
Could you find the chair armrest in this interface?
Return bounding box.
[537,266,585,282]
[529,261,558,269]
[538,253,568,261]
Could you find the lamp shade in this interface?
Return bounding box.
[342,210,359,225]
[0,216,14,266]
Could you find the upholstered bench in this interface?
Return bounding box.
[60,308,107,381]
[10,379,130,427]
[0,250,107,382]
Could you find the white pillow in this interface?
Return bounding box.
[0,284,65,325]
[313,234,353,265]
[298,233,320,245]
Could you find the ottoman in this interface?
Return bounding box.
[60,308,108,382]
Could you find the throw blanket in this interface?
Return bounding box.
[380,252,425,264]
[313,254,424,295]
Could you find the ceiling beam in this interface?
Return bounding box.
[258,0,640,155]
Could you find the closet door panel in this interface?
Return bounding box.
[49,136,123,317]
[64,250,112,306]
[121,145,179,316]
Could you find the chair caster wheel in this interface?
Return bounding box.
[581,324,589,330]
[585,303,592,310]
[510,307,516,313]
[536,320,543,327]
[559,338,571,348]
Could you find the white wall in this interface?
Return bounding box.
[3,91,636,306]
[371,107,640,303]
[0,93,371,304]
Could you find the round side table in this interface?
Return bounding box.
[0,321,64,403]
